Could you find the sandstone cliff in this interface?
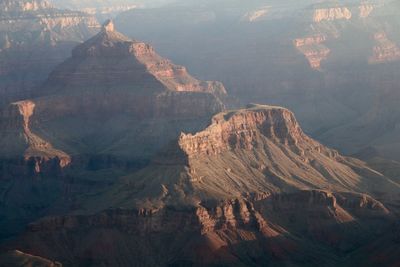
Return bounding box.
[2,103,400,266]
[313,7,352,22]
[7,189,394,267]
[87,104,400,211]
[369,31,400,63]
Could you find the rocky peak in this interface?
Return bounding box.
[102,19,115,32]
[49,23,227,96]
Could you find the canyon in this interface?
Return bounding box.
[114,0,400,162]
[0,20,227,240]
[1,1,400,266]
[0,0,100,107]
[2,105,399,266]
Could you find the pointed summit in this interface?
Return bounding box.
[102,19,115,33]
[49,22,227,96]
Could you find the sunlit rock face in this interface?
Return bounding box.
[0,20,228,174]
[294,35,330,70]
[0,20,229,241]
[313,7,352,22]
[114,0,400,160]
[3,105,398,267]
[369,31,400,63]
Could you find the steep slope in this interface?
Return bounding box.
[0,20,228,240]
[3,190,395,267]
[0,0,100,106]
[92,104,399,211]
[0,20,227,172]
[2,104,399,266]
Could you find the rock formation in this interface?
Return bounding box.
[0,20,227,171]
[94,104,399,210]
[0,20,228,239]
[6,190,396,266]
[1,1,400,266]
[294,35,330,69]
[1,102,400,266]
[369,31,400,63]
[313,7,352,22]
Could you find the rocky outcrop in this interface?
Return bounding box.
[0,100,70,177]
[179,105,308,157]
[7,189,395,267]
[369,32,400,64]
[359,3,375,18]
[294,35,330,69]
[242,7,269,22]
[13,100,71,171]
[313,7,352,22]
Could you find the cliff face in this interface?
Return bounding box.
[0,20,227,173]
[0,21,229,240]
[179,105,307,157]
[178,105,398,199]
[293,2,383,70]
[93,104,399,211]
[2,103,400,266]
[294,35,330,69]
[0,100,70,177]
[114,1,400,163]
[13,100,71,171]
[8,189,394,267]
[313,7,352,22]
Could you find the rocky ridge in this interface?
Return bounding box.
[7,189,395,267]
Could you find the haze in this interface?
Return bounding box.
[0,1,400,266]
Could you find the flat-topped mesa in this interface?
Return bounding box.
[179,104,320,158]
[138,104,399,200]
